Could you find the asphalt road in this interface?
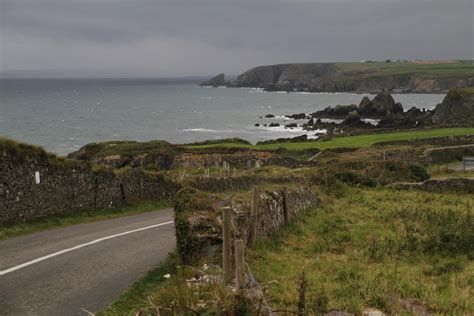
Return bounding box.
[0,209,175,316]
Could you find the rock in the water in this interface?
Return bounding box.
[432,88,474,125]
[285,123,298,128]
[358,92,403,117]
[378,107,433,128]
[312,104,358,119]
[199,73,226,87]
[265,114,275,118]
[254,123,260,127]
[286,113,307,120]
[341,111,372,128]
[269,122,280,127]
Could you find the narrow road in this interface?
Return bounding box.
[0,209,175,315]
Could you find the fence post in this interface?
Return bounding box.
[282,186,289,224]
[248,186,260,247]
[222,206,232,284]
[234,239,246,288]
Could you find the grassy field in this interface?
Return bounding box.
[187,128,474,151]
[336,61,474,77]
[0,201,171,240]
[248,187,473,314]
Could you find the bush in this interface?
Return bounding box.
[408,164,430,182]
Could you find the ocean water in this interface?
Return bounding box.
[0,79,445,156]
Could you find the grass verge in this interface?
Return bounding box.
[0,201,171,240]
[248,187,473,314]
[99,252,178,316]
[186,128,474,151]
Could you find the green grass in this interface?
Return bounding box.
[0,201,171,240]
[99,252,178,316]
[186,128,474,151]
[248,187,473,314]
[336,61,474,77]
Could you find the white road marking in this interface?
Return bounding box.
[0,220,174,276]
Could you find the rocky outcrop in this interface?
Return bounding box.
[199,73,226,87]
[341,111,373,128]
[286,113,307,120]
[358,93,404,118]
[378,107,433,128]
[312,104,358,119]
[432,88,474,125]
[308,93,403,121]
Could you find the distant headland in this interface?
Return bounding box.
[201,60,474,93]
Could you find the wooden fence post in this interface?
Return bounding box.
[222,206,232,284]
[282,186,289,224]
[234,239,246,288]
[248,186,260,247]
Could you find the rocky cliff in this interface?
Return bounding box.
[208,61,474,93]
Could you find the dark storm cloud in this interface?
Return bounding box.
[1,0,472,77]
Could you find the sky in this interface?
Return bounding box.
[0,0,472,78]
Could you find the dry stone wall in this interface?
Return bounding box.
[389,178,474,193]
[0,149,178,224]
[174,186,317,264]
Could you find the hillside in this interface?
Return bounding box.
[207,60,474,93]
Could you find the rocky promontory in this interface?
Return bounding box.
[199,73,226,87]
[201,61,474,93]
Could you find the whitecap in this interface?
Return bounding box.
[181,128,218,133]
[361,118,380,126]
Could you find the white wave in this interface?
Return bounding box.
[181,128,218,133]
[361,118,380,126]
[249,88,266,93]
[274,115,292,121]
[320,118,344,124]
[255,125,305,133]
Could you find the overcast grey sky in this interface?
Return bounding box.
[0,0,472,77]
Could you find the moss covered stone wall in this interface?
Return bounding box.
[0,140,179,224]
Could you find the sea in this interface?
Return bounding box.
[0,78,445,156]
